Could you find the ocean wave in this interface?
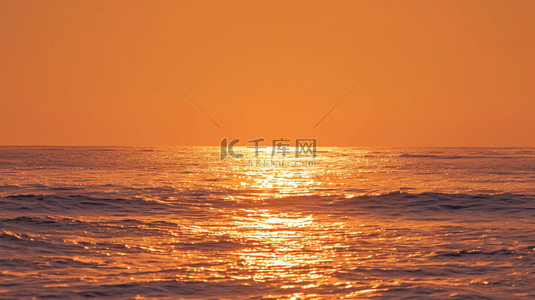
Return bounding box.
[399,154,466,159]
[398,153,535,159]
[322,191,535,221]
[3,191,535,209]
[436,249,516,257]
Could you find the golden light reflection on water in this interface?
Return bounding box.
[159,151,398,298]
[4,148,533,298]
[167,206,392,299]
[231,212,329,283]
[70,195,397,298]
[20,149,481,298]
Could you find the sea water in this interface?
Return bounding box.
[1,146,535,299]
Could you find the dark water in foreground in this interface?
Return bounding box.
[1,147,535,299]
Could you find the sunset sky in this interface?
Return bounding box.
[1,0,534,146]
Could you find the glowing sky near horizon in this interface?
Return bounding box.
[1,0,534,146]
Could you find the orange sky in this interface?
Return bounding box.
[1,0,534,146]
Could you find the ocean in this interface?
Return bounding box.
[1,146,535,299]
